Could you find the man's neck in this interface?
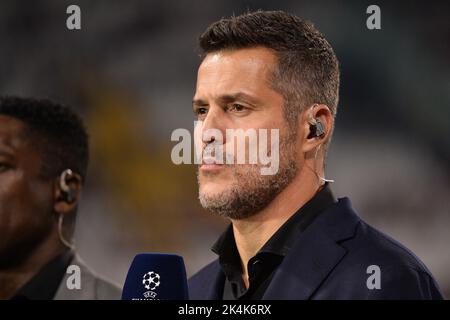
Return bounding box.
[0,231,65,299]
[231,169,322,287]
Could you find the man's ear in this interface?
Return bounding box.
[53,170,82,215]
[301,104,333,154]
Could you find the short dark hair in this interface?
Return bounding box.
[199,10,340,146]
[0,96,89,181]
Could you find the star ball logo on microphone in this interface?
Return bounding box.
[142,271,161,299]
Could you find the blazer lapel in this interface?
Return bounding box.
[206,264,226,300]
[192,260,226,300]
[263,198,359,300]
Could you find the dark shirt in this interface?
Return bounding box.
[12,250,73,300]
[212,183,337,300]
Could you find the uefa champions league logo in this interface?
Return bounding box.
[142,271,161,299]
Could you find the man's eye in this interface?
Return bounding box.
[228,103,246,112]
[194,107,208,116]
[0,163,11,172]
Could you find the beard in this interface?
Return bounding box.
[197,130,298,220]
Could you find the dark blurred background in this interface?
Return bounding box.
[0,0,448,297]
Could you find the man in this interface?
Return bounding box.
[0,96,121,299]
[188,11,444,299]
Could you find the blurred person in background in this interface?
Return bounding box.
[188,10,444,300]
[0,97,120,299]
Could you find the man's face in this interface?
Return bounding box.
[194,47,298,219]
[0,115,54,268]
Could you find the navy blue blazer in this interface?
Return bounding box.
[189,198,444,299]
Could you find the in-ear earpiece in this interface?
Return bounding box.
[305,104,335,184]
[308,119,326,139]
[307,104,327,139]
[57,169,80,250]
[59,169,78,204]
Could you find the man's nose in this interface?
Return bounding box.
[201,107,227,144]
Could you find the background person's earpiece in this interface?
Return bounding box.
[57,169,80,250]
[59,169,78,204]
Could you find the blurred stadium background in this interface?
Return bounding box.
[0,0,448,297]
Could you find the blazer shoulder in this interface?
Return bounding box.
[352,220,432,273]
[337,219,444,299]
